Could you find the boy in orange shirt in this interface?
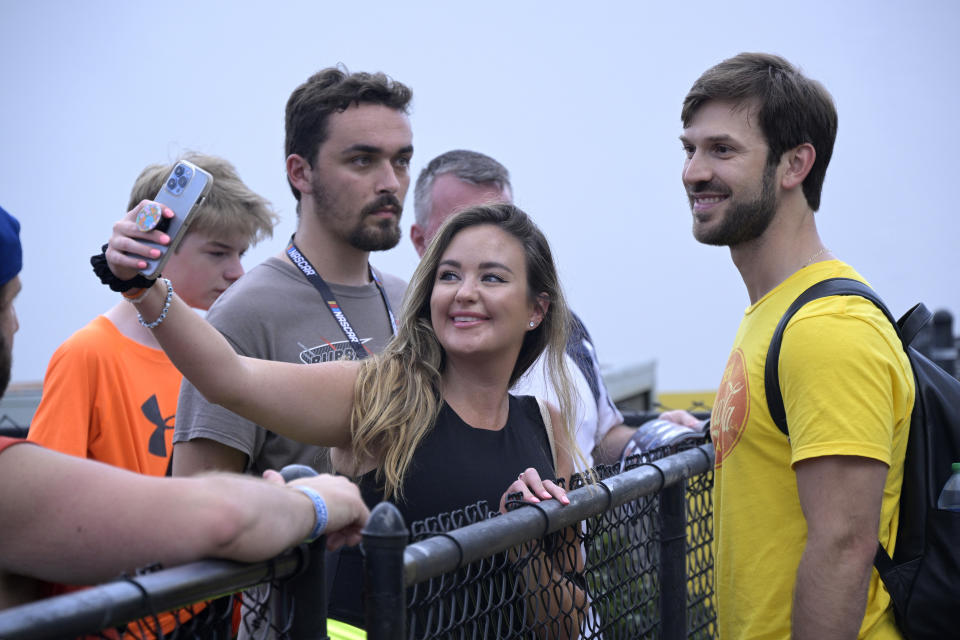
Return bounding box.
[28,153,276,476]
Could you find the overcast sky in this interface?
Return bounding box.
[2,1,957,394]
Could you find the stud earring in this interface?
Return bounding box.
[529,321,536,327]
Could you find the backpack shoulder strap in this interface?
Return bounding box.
[897,302,932,345]
[764,277,900,436]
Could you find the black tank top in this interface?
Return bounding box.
[327,394,556,627]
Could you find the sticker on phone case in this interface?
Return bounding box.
[136,202,163,232]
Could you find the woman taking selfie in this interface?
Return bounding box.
[103,202,585,637]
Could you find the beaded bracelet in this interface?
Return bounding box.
[137,278,173,329]
[293,485,328,542]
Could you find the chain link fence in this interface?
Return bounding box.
[0,419,714,640]
[365,437,714,640]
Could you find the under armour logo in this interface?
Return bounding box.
[142,395,175,457]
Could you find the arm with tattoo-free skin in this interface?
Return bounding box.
[792,455,887,639]
[592,409,704,465]
[0,442,369,608]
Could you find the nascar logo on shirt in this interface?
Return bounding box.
[299,338,373,364]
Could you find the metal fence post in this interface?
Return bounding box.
[658,480,688,640]
[363,502,408,640]
[278,465,329,639]
[273,537,327,639]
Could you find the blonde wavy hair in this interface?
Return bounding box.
[350,203,580,500]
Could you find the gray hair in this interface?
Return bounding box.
[413,149,512,227]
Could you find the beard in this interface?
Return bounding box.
[312,176,403,252]
[347,194,403,251]
[690,161,778,247]
[0,330,10,399]
[348,224,402,252]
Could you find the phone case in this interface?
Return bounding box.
[138,160,214,278]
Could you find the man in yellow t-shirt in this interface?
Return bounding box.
[679,53,914,639]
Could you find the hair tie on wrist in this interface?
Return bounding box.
[293,485,328,542]
[123,287,150,304]
[91,243,157,292]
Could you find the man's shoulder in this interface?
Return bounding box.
[52,316,124,360]
[777,265,913,400]
[755,262,879,334]
[568,312,594,346]
[215,256,298,299]
[513,351,592,406]
[370,266,408,305]
[785,295,907,378]
[784,264,899,344]
[205,257,302,322]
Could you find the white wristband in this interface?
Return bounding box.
[293,485,328,542]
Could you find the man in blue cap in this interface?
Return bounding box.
[0,206,22,398]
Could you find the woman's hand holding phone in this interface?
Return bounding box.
[105,200,175,281]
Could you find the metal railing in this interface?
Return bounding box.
[0,440,715,639]
[364,442,714,640]
[0,541,328,639]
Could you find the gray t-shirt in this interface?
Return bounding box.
[174,255,407,475]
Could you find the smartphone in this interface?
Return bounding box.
[137,160,213,278]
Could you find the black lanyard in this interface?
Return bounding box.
[286,239,397,361]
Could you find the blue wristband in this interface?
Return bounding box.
[293,485,328,542]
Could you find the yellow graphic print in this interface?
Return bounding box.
[712,348,749,467]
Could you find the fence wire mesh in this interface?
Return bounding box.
[92,595,235,640]
[63,578,299,640]
[400,432,715,640]
[0,550,312,640]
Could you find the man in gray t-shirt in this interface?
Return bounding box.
[172,67,415,478]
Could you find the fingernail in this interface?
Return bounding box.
[541,491,551,499]
[151,249,161,257]
[529,497,540,503]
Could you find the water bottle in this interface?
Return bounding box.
[937,462,960,512]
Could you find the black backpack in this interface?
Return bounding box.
[764,277,960,640]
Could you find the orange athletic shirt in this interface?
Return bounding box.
[28,315,181,476]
